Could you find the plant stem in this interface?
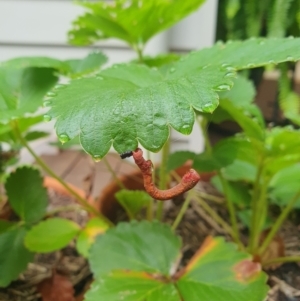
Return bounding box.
[218,172,241,246]
[171,191,193,231]
[193,193,237,240]
[258,190,300,255]
[156,139,170,220]
[200,117,212,153]
[262,256,300,267]
[103,157,125,189]
[14,125,113,226]
[249,156,265,253]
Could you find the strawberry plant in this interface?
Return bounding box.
[1,0,300,300]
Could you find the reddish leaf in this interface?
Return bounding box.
[37,273,75,301]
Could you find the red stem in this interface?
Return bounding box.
[132,148,200,201]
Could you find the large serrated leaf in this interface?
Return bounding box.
[86,222,268,301]
[89,221,181,278]
[177,237,268,301]
[69,0,205,46]
[85,270,181,301]
[0,226,34,287]
[173,37,300,72]
[48,63,232,157]
[5,167,48,223]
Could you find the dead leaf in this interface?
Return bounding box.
[260,231,285,270]
[37,272,75,301]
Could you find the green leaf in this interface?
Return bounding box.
[0,220,15,234]
[48,63,232,157]
[64,51,108,77]
[24,131,49,142]
[85,270,180,301]
[115,190,152,219]
[1,56,68,72]
[177,237,268,301]
[0,226,34,287]
[0,67,58,123]
[219,76,256,107]
[269,164,300,208]
[89,221,181,279]
[219,99,264,140]
[76,218,109,258]
[193,137,247,172]
[86,225,268,301]
[173,37,300,72]
[221,160,257,182]
[5,166,48,223]
[167,151,196,172]
[211,176,251,206]
[25,218,80,253]
[69,0,205,46]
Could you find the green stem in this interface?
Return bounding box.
[14,125,113,226]
[200,117,212,153]
[193,193,239,245]
[249,157,265,252]
[156,139,170,220]
[171,191,193,231]
[262,256,300,267]
[103,157,125,189]
[258,190,300,255]
[218,172,241,246]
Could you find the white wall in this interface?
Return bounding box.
[0,0,218,160]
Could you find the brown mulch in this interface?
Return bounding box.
[0,181,300,301]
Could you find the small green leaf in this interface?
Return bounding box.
[5,166,48,223]
[0,226,34,287]
[219,100,264,140]
[85,270,180,301]
[77,218,110,258]
[221,160,257,182]
[0,67,58,123]
[25,218,80,252]
[115,190,152,219]
[219,76,256,107]
[166,151,196,172]
[0,220,16,234]
[211,176,251,206]
[1,56,68,71]
[269,164,300,208]
[64,51,108,77]
[89,221,181,278]
[69,0,205,46]
[24,131,49,141]
[177,237,268,301]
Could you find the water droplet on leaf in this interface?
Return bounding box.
[286,56,294,61]
[43,101,52,107]
[214,84,231,91]
[225,72,236,78]
[43,114,52,122]
[170,67,176,73]
[96,76,104,80]
[58,134,70,144]
[93,155,101,162]
[202,103,215,113]
[268,60,275,64]
[46,91,56,97]
[54,84,66,90]
[247,63,255,68]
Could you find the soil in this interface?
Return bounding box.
[0,181,299,301]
